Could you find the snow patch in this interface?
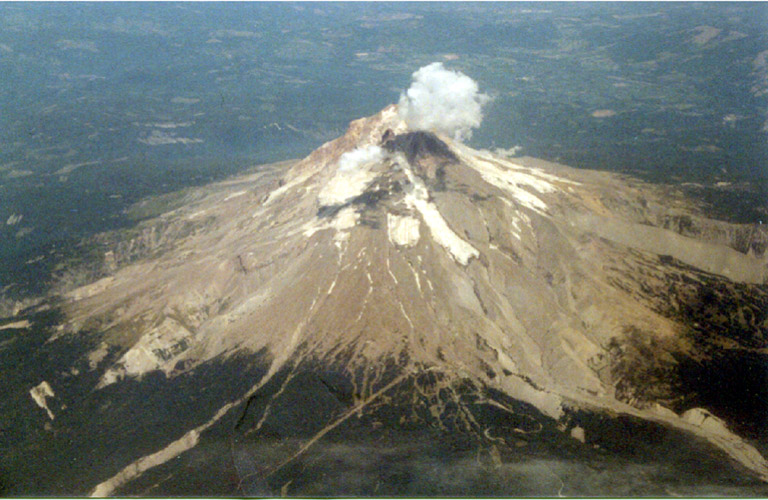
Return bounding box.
[223,190,247,201]
[90,429,200,497]
[6,213,23,225]
[501,198,532,240]
[318,145,385,206]
[303,206,360,241]
[332,206,359,231]
[387,213,420,247]
[467,157,554,213]
[67,276,116,301]
[681,408,732,438]
[332,208,358,251]
[97,317,193,388]
[88,342,110,370]
[454,145,578,214]
[403,165,478,265]
[570,426,586,443]
[0,319,31,330]
[30,381,56,420]
[138,130,202,146]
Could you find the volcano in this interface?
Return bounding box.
[2,104,768,496]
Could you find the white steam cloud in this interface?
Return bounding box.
[398,62,490,142]
[338,144,384,172]
[318,145,385,205]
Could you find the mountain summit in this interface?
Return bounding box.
[3,104,768,496]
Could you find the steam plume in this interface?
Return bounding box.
[398,62,490,142]
[338,145,384,171]
[319,145,385,205]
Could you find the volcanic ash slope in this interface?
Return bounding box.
[55,105,768,494]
